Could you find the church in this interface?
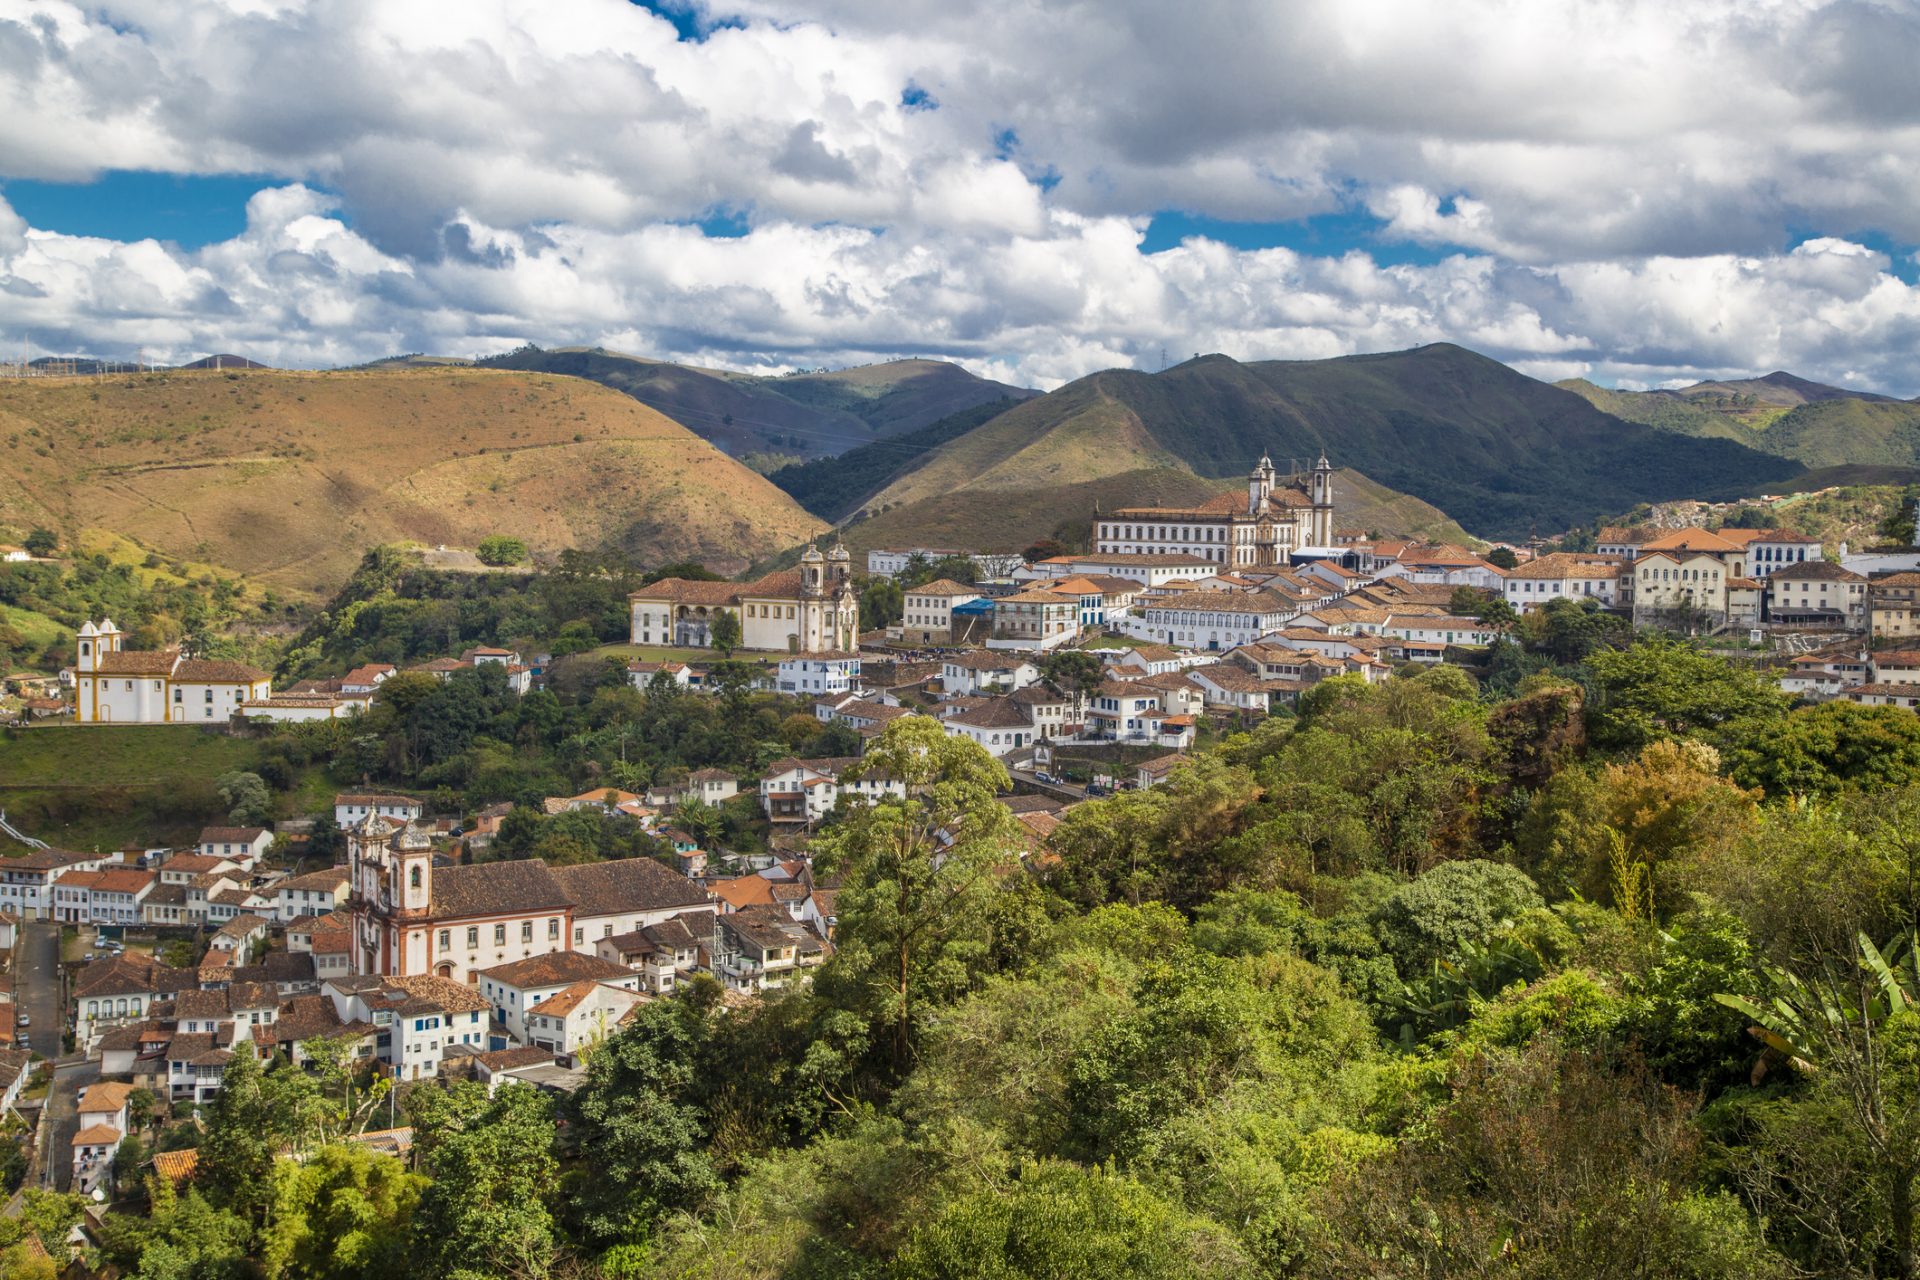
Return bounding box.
[73,619,271,724]
[345,814,711,984]
[628,542,860,653]
[1094,454,1335,569]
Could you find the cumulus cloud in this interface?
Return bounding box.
[0,0,1918,392]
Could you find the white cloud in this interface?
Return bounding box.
[0,0,1917,392]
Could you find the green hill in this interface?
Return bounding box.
[1555,379,1754,441]
[866,344,1800,542]
[1750,399,1920,470]
[478,347,1034,459]
[1558,371,1920,468]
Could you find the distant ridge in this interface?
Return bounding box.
[859,343,1801,542]
[1560,370,1920,468]
[179,354,273,370]
[479,345,1035,459]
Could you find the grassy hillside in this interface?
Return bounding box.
[1555,379,1754,441]
[0,725,327,852]
[1559,372,1920,469]
[1753,399,1920,470]
[0,367,826,596]
[843,465,1474,557]
[480,347,1034,459]
[768,397,1028,521]
[868,345,1801,541]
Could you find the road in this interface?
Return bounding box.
[1006,768,1088,802]
[18,921,62,1059]
[44,1060,97,1191]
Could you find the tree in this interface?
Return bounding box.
[261,1143,422,1280]
[708,608,742,658]
[475,535,528,566]
[1486,545,1520,569]
[22,528,55,557]
[1718,933,1920,1277]
[814,717,1024,1067]
[411,1083,558,1280]
[197,1049,283,1220]
[1585,636,1788,751]
[1370,858,1543,975]
[895,1159,1249,1280]
[1722,701,1920,798]
[1023,537,1068,562]
[860,577,903,630]
[215,770,273,826]
[1040,649,1106,722]
[565,997,720,1244]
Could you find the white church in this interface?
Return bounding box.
[73,619,272,724]
[1094,454,1337,569]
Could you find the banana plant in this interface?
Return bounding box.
[1714,930,1920,1072]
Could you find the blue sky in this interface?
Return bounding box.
[0,173,275,249]
[2,1,1919,394]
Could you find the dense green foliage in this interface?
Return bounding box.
[278,545,649,678]
[0,550,270,672]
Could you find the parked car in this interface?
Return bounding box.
[17,1013,30,1028]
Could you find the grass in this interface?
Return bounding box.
[0,601,64,650]
[0,724,322,852]
[0,367,824,598]
[586,642,772,665]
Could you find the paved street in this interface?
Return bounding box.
[19,921,62,1059]
[44,1060,98,1191]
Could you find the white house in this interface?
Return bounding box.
[776,652,861,697]
[939,652,1040,696]
[759,757,907,824]
[196,826,274,869]
[1132,590,1299,651]
[1768,559,1869,629]
[334,793,425,828]
[71,1082,136,1193]
[323,974,492,1081]
[596,914,709,993]
[1501,553,1627,615]
[898,579,984,645]
[0,847,109,921]
[522,980,648,1058]
[274,867,351,923]
[940,699,1042,757]
[477,952,640,1045]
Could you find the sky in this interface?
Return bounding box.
[2,0,1920,393]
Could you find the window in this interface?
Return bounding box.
[409,865,422,890]
[521,921,533,943]
[548,918,560,940]
[439,929,450,951]
[494,923,506,946]
[467,926,479,949]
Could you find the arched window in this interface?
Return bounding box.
[409,865,422,890]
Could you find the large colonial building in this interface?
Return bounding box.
[1093,455,1335,570]
[628,543,859,653]
[74,620,271,724]
[346,815,711,984]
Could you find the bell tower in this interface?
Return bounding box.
[1310,453,1335,546]
[1247,454,1276,515]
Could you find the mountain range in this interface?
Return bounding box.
[475,346,1036,458]
[820,344,1803,547]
